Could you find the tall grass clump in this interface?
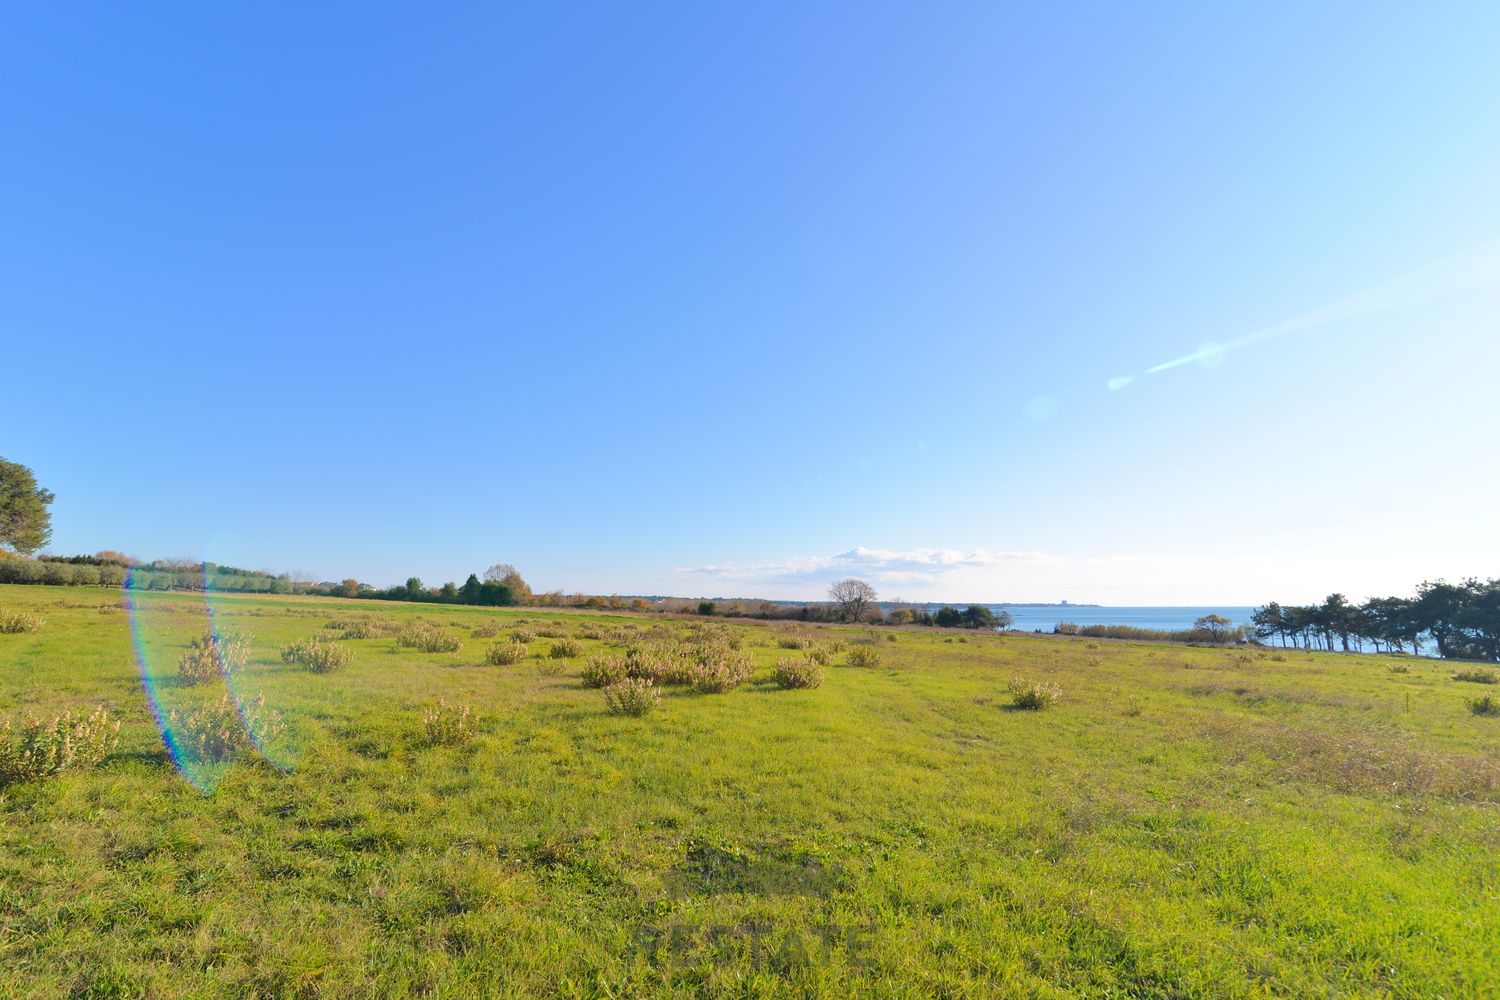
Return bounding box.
[472,620,503,638]
[1008,677,1062,710]
[604,678,659,717]
[485,641,527,666]
[280,638,353,674]
[1452,669,1498,684]
[178,630,251,685]
[169,693,285,763]
[771,658,823,690]
[0,612,45,634]
[510,628,536,644]
[421,700,472,747]
[777,636,807,650]
[549,638,583,659]
[846,646,883,669]
[0,706,119,783]
[397,624,462,653]
[1469,694,1500,717]
[581,655,628,689]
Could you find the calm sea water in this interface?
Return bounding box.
[984,606,1257,633]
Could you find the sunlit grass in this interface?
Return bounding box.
[0,585,1496,996]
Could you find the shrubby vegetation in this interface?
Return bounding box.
[178,630,250,685]
[0,705,118,783]
[603,678,658,716]
[1008,677,1062,710]
[0,611,45,634]
[772,657,823,689]
[421,700,472,747]
[280,638,352,673]
[169,693,284,763]
[484,641,527,666]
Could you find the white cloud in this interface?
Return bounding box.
[672,545,1346,604]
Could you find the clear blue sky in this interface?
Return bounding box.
[5,3,1498,604]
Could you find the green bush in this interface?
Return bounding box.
[846,647,883,669]
[169,693,285,763]
[604,678,659,717]
[777,636,807,650]
[0,612,45,634]
[421,699,472,747]
[178,630,251,686]
[581,655,628,688]
[1452,669,1499,685]
[549,638,583,659]
[485,641,527,666]
[0,706,119,783]
[1008,678,1061,710]
[280,638,353,674]
[771,658,823,690]
[1468,694,1500,716]
[397,625,462,653]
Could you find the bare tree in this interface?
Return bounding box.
[828,578,878,623]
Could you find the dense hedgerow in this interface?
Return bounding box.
[169,693,285,763]
[280,638,353,673]
[178,630,251,685]
[772,658,823,690]
[0,612,45,634]
[604,678,659,716]
[1008,678,1062,710]
[0,706,119,783]
[485,641,527,666]
[422,700,472,746]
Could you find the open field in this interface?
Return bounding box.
[1,584,1498,998]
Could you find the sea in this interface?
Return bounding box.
[918,605,1258,633]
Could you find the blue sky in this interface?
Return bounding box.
[4,3,1498,604]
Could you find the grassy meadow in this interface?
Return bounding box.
[1,583,1498,998]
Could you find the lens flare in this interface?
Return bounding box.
[126,561,295,792]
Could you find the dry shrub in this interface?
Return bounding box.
[0,706,119,783]
[549,638,583,659]
[340,619,396,640]
[178,630,251,685]
[0,612,46,634]
[280,638,353,673]
[582,656,628,688]
[826,640,847,655]
[485,641,527,666]
[536,627,568,640]
[397,624,461,653]
[805,646,831,666]
[170,693,284,763]
[772,658,823,690]
[777,637,807,650]
[846,647,883,669]
[690,660,750,694]
[1008,678,1061,710]
[422,700,472,747]
[604,678,659,716]
[510,628,537,644]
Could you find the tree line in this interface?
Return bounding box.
[1252,580,1500,661]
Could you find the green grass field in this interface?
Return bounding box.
[1,584,1497,998]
